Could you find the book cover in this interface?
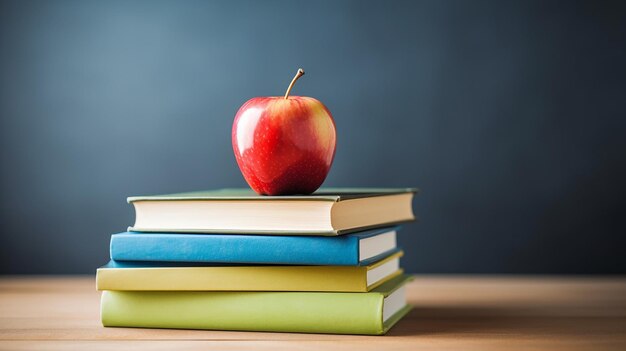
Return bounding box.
[127,187,418,202]
[110,226,400,265]
[97,251,403,292]
[101,274,413,335]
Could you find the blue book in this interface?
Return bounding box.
[110,226,400,266]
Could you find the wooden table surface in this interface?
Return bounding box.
[1,276,625,350]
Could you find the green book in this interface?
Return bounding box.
[128,187,417,235]
[101,274,413,335]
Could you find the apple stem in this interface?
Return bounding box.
[284,68,305,99]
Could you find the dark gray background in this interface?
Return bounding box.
[1,0,625,274]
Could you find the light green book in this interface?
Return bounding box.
[101,274,413,335]
[127,188,417,235]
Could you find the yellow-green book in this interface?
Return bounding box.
[101,274,413,335]
[97,252,403,292]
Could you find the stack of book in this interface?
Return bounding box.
[97,188,417,335]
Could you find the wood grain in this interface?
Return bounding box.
[1,276,625,350]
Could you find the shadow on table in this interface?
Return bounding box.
[385,305,605,337]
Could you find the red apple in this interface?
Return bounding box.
[232,69,337,195]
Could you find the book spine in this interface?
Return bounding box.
[110,233,360,265]
[101,290,385,335]
[96,266,368,292]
